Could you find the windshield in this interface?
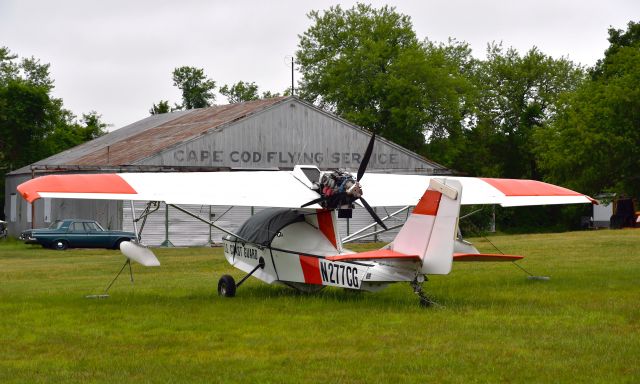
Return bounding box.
[48,220,64,230]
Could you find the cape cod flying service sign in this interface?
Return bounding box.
[171,149,400,166]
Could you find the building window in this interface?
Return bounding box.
[10,194,17,222]
[44,198,51,223]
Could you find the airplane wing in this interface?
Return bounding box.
[358,173,595,207]
[17,172,321,207]
[17,171,594,208]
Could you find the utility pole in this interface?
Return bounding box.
[291,56,294,96]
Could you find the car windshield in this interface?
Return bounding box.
[48,220,64,230]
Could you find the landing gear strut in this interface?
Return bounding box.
[410,275,434,307]
[218,257,266,298]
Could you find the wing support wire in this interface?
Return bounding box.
[342,206,410,244]
[167,204,252,244]
[460,210,550,280]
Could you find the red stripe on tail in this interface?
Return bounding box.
[413,190,442,216]
[299,255,322,284]
[316,209,337,247]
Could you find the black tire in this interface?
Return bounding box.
[53,240,68,251]
[218,275,236,297]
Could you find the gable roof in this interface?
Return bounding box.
[10,96,450,175]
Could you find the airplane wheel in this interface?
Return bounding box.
[218,275,236,297]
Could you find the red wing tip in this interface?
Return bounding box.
[16,174,137,203]
[17,184,40,203]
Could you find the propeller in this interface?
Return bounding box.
[360,196,387,230]
[357,132,375,182]
[300,130,387,230]
[356,132,387,230]
[301,196,327,208]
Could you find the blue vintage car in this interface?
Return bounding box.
[20,219,136,250]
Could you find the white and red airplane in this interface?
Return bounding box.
[17,136,594,305]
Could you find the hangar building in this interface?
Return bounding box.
[5,96,451,244]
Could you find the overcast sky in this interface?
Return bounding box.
[1,0,638,129]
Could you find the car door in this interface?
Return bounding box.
[84,221,110,248]
[67,221,88,247]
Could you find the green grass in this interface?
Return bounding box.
[0,230,638,383]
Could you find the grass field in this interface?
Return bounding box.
[0,230,638,383]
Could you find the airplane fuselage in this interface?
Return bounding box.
[222,209,419,292]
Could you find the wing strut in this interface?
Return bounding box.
[130,201,161,242]
[130,201,139,241]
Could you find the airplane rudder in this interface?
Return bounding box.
[420,179,463,275]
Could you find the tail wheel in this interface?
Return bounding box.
[218,275,236,297]
[53,240,68,251]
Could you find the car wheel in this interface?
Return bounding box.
[53,240,68,251]
[217,275,236,297]
[114,238,129,250]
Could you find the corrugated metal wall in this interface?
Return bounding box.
[4,174,121,237]
[123,202,255,246]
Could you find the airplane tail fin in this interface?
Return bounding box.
[391,179,462,275]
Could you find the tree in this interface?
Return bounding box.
[534,21,640,196]
[220,81,259,103]
[149,100,171,115]
[444,44,584,179]
[261,90,282,99]
[591,21,640,80]
[0,77,52,169]
[40,111,107,156]
[172,66,216,109]
[220,81,284,103]
[79,111,108,140]
[419,38,477,166]
[296,4,470,152]
[0,48,65,169]
[0,47,107,219]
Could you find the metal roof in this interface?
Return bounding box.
[10,97,287,175]
[9,96,450,175]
